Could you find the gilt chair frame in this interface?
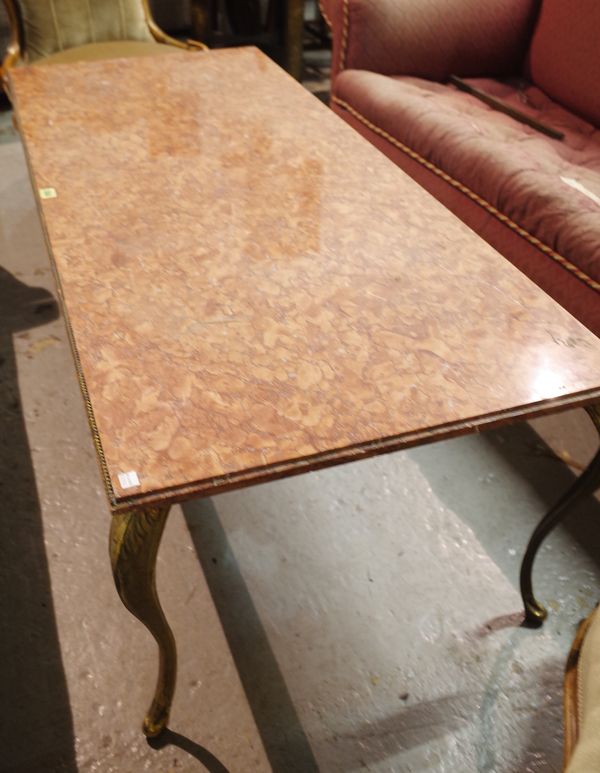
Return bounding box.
[1,0,206,87]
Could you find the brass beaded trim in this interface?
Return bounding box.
[60,300,117,504]
[30,203,117,505]
[9,96,118,508]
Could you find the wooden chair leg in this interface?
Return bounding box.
[563,609,597,768]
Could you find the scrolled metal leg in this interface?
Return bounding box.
[109,505,176,737]
[521,404,600,626]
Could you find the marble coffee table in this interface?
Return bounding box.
[9,48,600,737]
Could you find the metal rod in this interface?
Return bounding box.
[449,75,564,141]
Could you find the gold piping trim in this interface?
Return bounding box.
[318,0,332,30]
[339,0,349,73]
[332,95,600,294]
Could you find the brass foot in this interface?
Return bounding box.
[110,506,176,737]
[143,698,170,738]
[523,598,547,628]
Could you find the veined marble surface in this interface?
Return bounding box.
[9,48,600,507]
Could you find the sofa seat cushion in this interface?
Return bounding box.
[567,606,600,772]
[333,71,600,289]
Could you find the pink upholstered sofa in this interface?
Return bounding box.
[322,0,600,335]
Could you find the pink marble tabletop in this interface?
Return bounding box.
[9,48,600,510]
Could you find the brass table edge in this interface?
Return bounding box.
[10,95,116,505]
[111,388,600,511]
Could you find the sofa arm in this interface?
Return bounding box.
[323,0,540,81]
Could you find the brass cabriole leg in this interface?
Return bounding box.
[109,505,176,737]
[520,404,600,626]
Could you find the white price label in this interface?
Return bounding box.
[118,471,140,489]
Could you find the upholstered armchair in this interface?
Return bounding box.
[565,606,600,771]
[1,0,206,91]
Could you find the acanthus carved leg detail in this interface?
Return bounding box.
[109,505,176,736]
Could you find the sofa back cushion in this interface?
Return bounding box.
[328,0,540,81]
[527,0,600,127]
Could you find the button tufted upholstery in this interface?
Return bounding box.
[326,0,600,336]
[334,73,600,290]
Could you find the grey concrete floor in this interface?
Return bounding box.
[2,88,600,773]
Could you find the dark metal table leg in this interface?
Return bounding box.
[520,405,600,626]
